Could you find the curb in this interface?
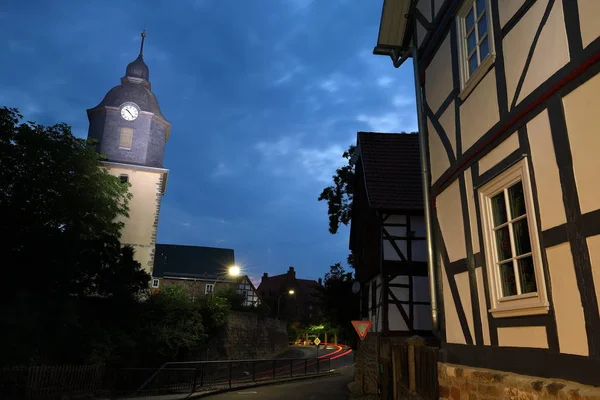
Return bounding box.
[187,371,342,398]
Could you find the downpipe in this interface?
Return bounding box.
[390,42,440,334]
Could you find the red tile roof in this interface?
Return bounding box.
[357,131,423,211]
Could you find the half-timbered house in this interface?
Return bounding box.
[153,243,262,307]
[373,0,600,397]
[350,132,432,336]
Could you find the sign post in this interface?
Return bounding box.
[351,320,373,341]
[314,337,321,358]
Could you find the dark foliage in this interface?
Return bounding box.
[317,145,356,235]
[0,108,231,367]
[315,263,360,346]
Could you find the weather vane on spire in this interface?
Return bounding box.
[139,28,147,57]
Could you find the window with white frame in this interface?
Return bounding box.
[456,0,495,96]
[205,284,214,294]
[151,279,160,288]
[479,159,549,318]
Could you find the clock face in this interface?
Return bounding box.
[120,105,139,121]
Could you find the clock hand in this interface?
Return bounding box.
[127,109,133,117]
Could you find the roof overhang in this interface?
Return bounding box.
[373,0,414,57]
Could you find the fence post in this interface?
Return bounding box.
[192,369,198,394]
[272,360,276,380]
[252,361,256,382]
[290,360,293,378]
[304,359,307,376]
[316,358,320,375]
[406,335,426,393]
[229,362,233,389]
[200,363,204,389]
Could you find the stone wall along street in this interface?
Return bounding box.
[202,311,289,361]
[438,363,600,400]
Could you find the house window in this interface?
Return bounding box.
[151,279,159,288]
[456,0,495,98]
[205,284,214,294]
[119,127,134,149]
[119,174,129,184]
[479,158,549,318]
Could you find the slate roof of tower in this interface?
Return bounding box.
[356,131,423,211]
[89,80,166,120]
[126,55,150,81]
[153,244,236,280]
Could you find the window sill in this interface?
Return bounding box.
[490,301,549,318]
[459,53,496,101]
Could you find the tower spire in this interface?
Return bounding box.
[139,29,147,57]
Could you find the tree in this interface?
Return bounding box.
[0,107,150,365]
[316,263,360,345]
[317,145,356,235]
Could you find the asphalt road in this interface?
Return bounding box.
[202,365,354,400]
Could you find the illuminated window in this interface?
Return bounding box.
[456,0,496,97]
[151,279,159,288]
[205,284,214,294]
[119,127,134,149]
[479,158,549,318]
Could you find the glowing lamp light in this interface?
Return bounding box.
[228,265,241,277]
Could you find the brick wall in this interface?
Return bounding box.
[438,363,600,400]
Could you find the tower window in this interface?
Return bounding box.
[119,174,129,183]
[119,127,134,149]
[151,279,160,288]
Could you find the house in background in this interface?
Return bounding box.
[257,267,321,324]
[350,132,432,337]
[373,0,600,398]
[152,243,261,307]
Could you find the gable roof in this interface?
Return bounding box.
[356,131,423,211]
[257,271,321,304]
[153,243,236,279]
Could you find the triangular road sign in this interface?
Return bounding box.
[351,320,373,340]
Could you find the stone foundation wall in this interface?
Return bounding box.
[439,362,600,400]
[353,334,407,395]
[200,311,288,361]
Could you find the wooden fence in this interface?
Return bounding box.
[0,363,104,399]
[391,339,439,400]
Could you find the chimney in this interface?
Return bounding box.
[262,272,268,283]
[318,278,322,286]
[288,266,296,279]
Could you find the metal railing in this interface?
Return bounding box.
[0,364,105,400]
[101,357,332,397]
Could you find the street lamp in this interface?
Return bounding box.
[210,265,241,295]
[277,289,295,319]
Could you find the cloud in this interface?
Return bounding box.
[298,145,348,183]
[272,65,304,86]
[315,72,360,94]
[253,134,353,183]
[377,76,394,87]
[355,92,417,132]
[7,40,35,55]
[253,135,300,158]
[211,162,232,178]
[285,0,314,13]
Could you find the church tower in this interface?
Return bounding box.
[86,31,170,276]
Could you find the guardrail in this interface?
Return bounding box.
[101,357,332,397]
